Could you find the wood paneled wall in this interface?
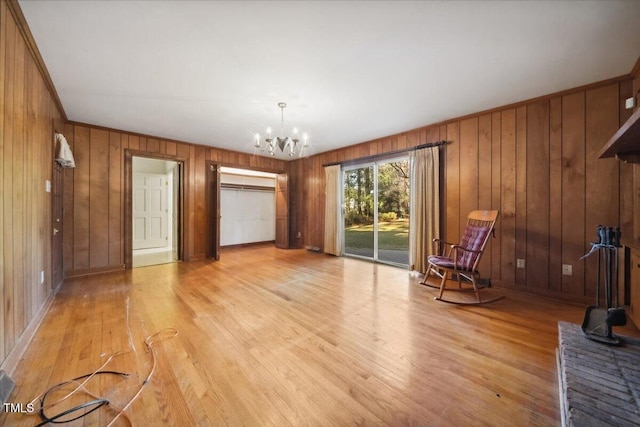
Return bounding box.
[0,0,63,366]
[61,123,289,276]
[291,78,634,301]
[634,61,640,240]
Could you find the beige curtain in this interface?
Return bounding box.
[323,165,343,256]
[410,146,440,273]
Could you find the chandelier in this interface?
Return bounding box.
[254,102,309,157]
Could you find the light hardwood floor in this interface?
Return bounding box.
[2,245,639,426]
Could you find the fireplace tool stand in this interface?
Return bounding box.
[580,226,626,345]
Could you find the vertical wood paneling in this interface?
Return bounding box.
[526,101,550,289]
[13,18,26,334]
[500,109,516,285]
[439,124,448,239]
[426,126,439,144]
[108,132,122,267]
[619,80,634,237]
[515,106,527,286]
[24,51,34,320]
[585,84,620,298]
[459,117,479,228]
[89,129,109,268]
[166,140,177,156]
[3,13,17,353]
[549,97,563,291]
[187,145,195,259]
[445,122,460,244]
[147,137,159,153]
[128,135,140,151]
[62,123,75,274]
[478,115,492,208]
[73,126,90,270]
[194,145,206,259]
[478,114,492,276]
[561,92,586,295]
[490,113,502,281]
[0,0,61,364]
[0,0,7,360]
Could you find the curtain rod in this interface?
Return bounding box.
[322,140,448,168]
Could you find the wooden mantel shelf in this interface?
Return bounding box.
[599,107,640,162]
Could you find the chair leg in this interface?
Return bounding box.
[436,270,449,300]
[421,263,443,288]
[434,271,506,305]
[420,264,432,285]
[471,274,482,303]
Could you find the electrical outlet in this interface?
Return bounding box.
[40,271,44,284]
[562,264,573,276]
[297,232,301,239]
[516,259,525,269]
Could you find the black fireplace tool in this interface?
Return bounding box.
[580,226,626,345]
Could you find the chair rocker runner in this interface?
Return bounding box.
[421,210,504,305]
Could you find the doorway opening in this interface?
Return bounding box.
[207,165,289,258]
[342,156,410,267]
[131,157,180,268]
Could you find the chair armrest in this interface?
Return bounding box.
[433,238,456,246]
[451,244,483,254]
[432,238,456,256]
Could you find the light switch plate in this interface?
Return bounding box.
[45,180,51,193]
[626,96,636,110]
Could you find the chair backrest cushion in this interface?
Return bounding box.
[458,224,491,270]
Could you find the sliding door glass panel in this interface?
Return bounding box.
[344,166,374,258]
[377,160,410,266]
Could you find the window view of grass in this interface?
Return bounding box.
[344,220,409,250]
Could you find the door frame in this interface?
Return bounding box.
[275,173,290,249]
[205,161,221,260]
[206,165,289,254]
[51,121,66,289]
[124,150,188,269]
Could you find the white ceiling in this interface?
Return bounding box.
[19,1,640,160]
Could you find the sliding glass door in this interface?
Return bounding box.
[343,157,410,267]
[377,160,410,265]
[343,165,375,258]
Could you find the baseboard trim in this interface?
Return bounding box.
[64,264,125,278]
[0,290,57,376]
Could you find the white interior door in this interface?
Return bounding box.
[133,172,168,250]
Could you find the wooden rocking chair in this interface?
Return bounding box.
[421,210,504,305]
